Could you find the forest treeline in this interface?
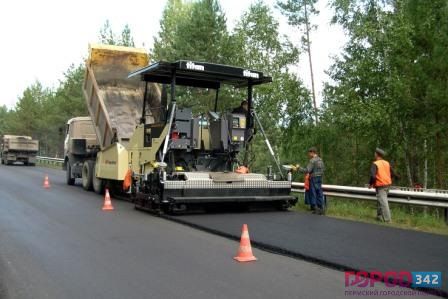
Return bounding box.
[0,0,446,188]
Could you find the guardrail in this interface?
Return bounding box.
[36,156,64,168]
[292,182,448,223]
[291,182,448,207]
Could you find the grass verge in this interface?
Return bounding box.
[292,193,448,236]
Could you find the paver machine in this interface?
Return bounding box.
[80,44,297,213]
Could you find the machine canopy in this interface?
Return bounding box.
[128,60,272,89]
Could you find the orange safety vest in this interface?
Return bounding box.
[123,169,132,191]
[374,159,392,187]
[304,173,310,191]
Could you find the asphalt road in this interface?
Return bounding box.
[0,166,442,299]
[172,210,448,295]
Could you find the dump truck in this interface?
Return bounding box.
[68,43,297,213]
[64,117,100,189]
[1,135,39,166]
[65,44,161,194]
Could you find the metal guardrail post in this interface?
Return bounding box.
[36,156,64,168]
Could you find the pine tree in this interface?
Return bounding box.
[120,24,135,47]
[99,20,116,45]
[277,0,319,124]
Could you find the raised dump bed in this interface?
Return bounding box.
[83,44,160,149]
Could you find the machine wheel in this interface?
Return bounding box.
[276,201,289,211]
[92,163,104,194]
[66,163,75,185]
[1,159,4,165]
[82,161,94,191]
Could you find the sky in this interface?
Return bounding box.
[0,0,346,109]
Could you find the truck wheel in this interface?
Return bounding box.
[66,163,75,185]
[92,164,104,194]
[82,161,94,191]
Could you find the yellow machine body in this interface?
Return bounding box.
[95,143,129,180]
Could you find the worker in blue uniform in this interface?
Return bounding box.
[296,147,325,215]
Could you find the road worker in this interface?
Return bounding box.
[232,100,248,115]
[297,147,325,215]
[235,165,249,174]
[369,148,396,223]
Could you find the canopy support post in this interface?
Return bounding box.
[161,72,176,162]
[140,82,148,124]
[214,88,219,112]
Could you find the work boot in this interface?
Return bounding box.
[316,207,325,216]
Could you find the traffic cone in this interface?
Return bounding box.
[43,175,50,189]
[102,189,114,211]
[234,224,257,262]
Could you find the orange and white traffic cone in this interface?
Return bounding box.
[234,224,257,262]
[43,175,50,189]
[102,188,114,211]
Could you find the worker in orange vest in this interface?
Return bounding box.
[304,173,311,209]
[369,148,396,222]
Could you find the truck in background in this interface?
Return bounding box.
[1,135,39,166]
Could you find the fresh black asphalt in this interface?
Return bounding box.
[170,208,448,295]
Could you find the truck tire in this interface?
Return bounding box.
[82,160,94,191]
[66,163,75,185]
[92,175,104,195]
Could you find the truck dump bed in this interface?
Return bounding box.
[83,44,160,149]
[2,135,39,152]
